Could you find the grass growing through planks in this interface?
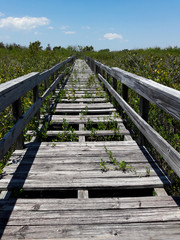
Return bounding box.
[86,47,180,195]
[102,146,136,173]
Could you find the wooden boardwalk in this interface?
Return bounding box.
[0,59,180,239]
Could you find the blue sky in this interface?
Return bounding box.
[0,0,180,51]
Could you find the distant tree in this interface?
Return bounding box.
[0,42,5,48]
[98,49,110,52]
[29,41,42,54]
[53,46,61,51]
[83,46,94,52]
[6,43,22,50]
[46,44,51,51]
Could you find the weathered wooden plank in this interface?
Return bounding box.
[56,103,114,109]
[98,74,180,178]
[3,162,160,175]
[61,98,107,102]
[51,115,122,124]
[0,175,170,190]
[7,153,154,164]
[25,141,137,147]
[1,222,180,240]
[55,108,116,113]
[1,196,179,210]
[46,129,129,136]
[64,93,106,98]
[1,207,180,226]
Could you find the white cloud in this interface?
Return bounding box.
[104,33,123,40]
[60,25,69,30]
[64,31,76,35]
[82,26,91,30]
[0,12,5,17]
[48,26,54,30]
[0,16,50,30]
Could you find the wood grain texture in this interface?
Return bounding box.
[0,197,180,239]
[0,59,177,240]
[98,73,180,178]
[85,56,180,120]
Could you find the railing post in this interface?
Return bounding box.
[55,70,59,89]
[43,69,49,91]
[12,99,24,149]
[33,85,40,119]
[102,69,105,78]
[138,97,149,145]
[51,73,56,94]
[94,64,98,75]
[92,60,95,74]
[113,77,117,91]
[122,84,129,118]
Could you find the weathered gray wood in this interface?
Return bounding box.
[46,129,129,136]
[0,56,75,113]
[12,99,24,149]
[0,99,42,159]
[154,188,168,196]
[0,191,11,199]
[1,196,179,210]
[78,190,89,199]
[51,115,122,124]
[1,205,180,225]
[56,102,114,109]
[61,98,107,103]
[55,108,116,113]
[112,66,180,121]
[26,141,137,147]
[0,175,170,191]
[1,58,178,240]
[98,73,180,178]
[0,58,75,160]
[0,72,39,113]
[85,56,180,121]
[33,85,40,119]
[118,123,133,141]
[138,96,149,145]
[1,223,180,240]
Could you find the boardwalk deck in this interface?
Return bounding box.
[0,59,180,239]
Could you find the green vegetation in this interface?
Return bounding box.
[0,43,179,194]
[86,47,180,195]
[101,146,136,173]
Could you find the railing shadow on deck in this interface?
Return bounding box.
[0,143,40,238]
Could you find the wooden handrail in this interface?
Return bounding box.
[0,56,76,160]
[85,56,180,178]
[85,56,180,121]
[0,57,74,113]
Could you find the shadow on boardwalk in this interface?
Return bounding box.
[0,143,40,238]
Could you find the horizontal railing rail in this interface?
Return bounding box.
[0,56,76,160]
[85,56,180,178]
[85,57,180,121]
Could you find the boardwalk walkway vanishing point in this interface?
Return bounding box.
[0,58,180,239]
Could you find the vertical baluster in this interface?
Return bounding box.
[138,97,149,145]
[12,99,24,149]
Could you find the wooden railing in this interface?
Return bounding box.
[0,56,76,160]
[85,56,180,178]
